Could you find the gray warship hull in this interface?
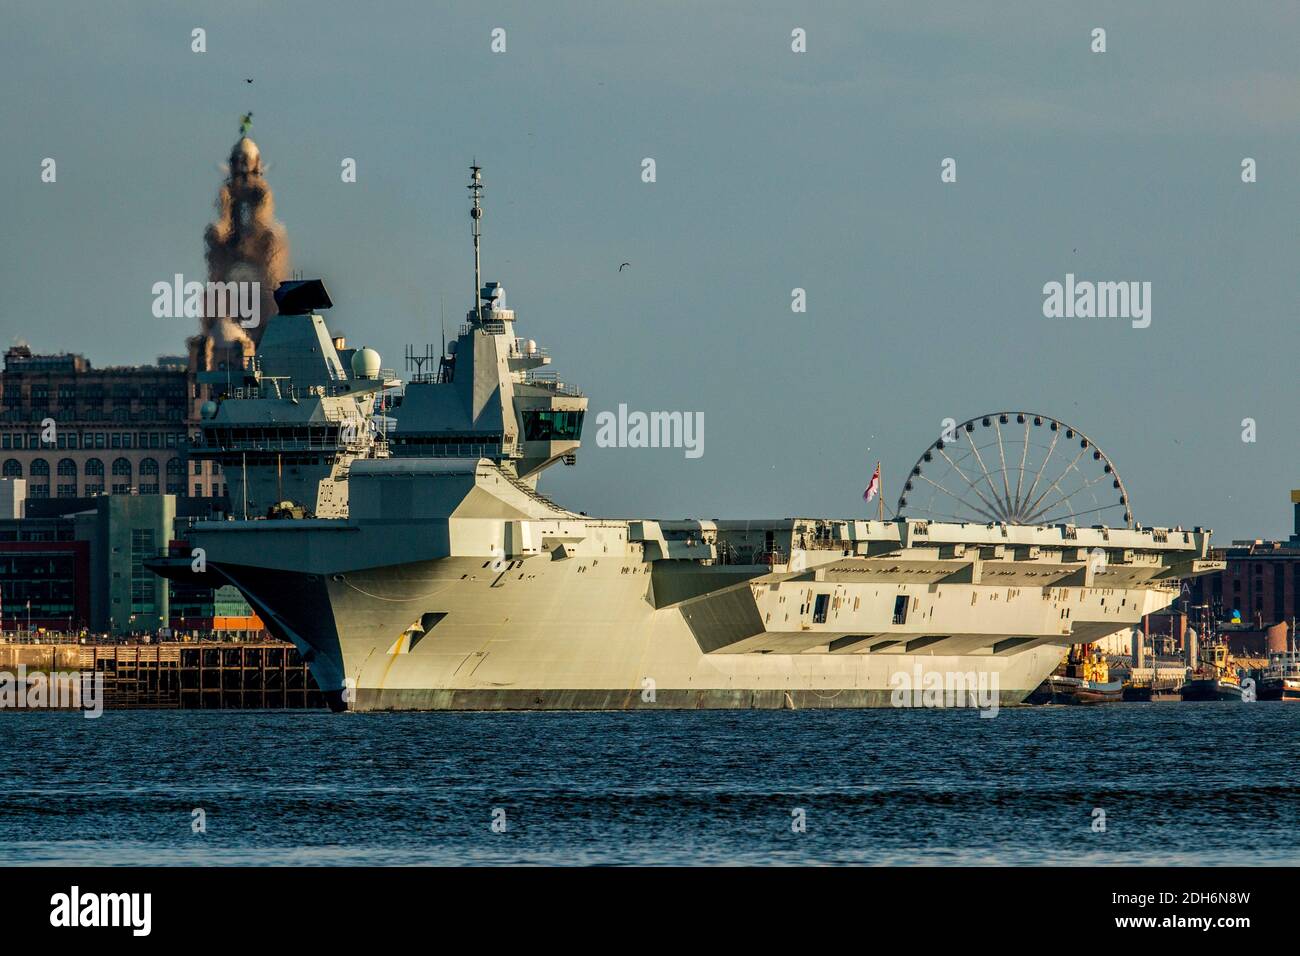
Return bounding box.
[209,555,1066,712]
[162,459,1220,713]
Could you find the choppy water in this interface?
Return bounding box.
[0,704,1296,865]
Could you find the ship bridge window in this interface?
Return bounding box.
[812,593,830,624]
[521,409,584,442]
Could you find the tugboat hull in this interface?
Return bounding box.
[1257,678,1300,702]
[1179,677,1243,701]
[1028,675,1122,705]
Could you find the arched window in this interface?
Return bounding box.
[2,459,20,477]
[28,458,49,498]
[111,457,132,494]
[56,458,77,497]
[84,457,104,495]
[165,456,184,494]
[139,457,159,495]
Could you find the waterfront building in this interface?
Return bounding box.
[0,479,262,637]
[0,345,226,500]
[1184,490,1300,630]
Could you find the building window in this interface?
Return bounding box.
[165,457,184,494]
[111,457,132,494]
[130,528,157,615]
[2,459,19,477]
[193,483,201,498]
[192,460,202,476]
[30,458,49,479]
[139,457,159,495]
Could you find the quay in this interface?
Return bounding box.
[0,640,324,710]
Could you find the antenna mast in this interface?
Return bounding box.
[469,162,484,325]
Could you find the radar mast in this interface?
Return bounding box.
[469,162,484,325]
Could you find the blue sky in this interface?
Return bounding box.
[2,1,1297,538]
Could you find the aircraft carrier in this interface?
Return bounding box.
[150,165,1223,711]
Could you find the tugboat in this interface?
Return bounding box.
[1259,650,1300,701]
[1027,644,1123,704]
[1122,660,1183,701]
[1179,643,1243,701]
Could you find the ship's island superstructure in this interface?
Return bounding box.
[150,167,1223,711]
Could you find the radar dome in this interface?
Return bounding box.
[200,401,218,419]
[351,347,381,380]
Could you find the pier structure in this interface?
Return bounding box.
[0,641,323,709]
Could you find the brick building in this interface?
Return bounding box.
[0,479,262,637]
[1185,490,1300,630]
[0,345,226,500]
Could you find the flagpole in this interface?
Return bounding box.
[876,460,883,521]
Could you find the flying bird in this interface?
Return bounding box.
[619,262,630,272]
[245,78,254,84]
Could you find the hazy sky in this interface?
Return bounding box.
[2,2,1297,540]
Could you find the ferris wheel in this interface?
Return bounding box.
[895,412,1133,528]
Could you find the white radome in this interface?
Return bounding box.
[351,347,381,379]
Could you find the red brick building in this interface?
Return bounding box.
[0,346,227,500]
[1184,491,1300,631]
